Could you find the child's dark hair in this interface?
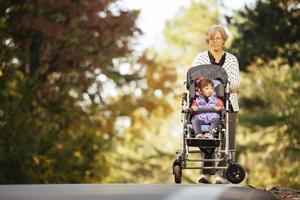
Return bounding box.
[199,79,214,90]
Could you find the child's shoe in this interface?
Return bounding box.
[195,133,204,139]
[204,133,213,139]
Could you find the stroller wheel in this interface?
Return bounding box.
[226,163,246,184]
[173,165,182,184]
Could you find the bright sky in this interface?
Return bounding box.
[121,0,256,51]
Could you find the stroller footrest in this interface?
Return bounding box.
[186,138,220,147]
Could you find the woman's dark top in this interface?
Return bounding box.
[208,51,226,66]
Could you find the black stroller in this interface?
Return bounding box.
[172,64,246,184]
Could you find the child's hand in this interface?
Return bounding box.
[191,106,198,111]
[215,106,223,111]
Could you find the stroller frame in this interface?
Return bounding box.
[172,64,246,184]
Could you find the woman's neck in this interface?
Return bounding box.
[209,49,224,58]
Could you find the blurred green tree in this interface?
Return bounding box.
[163,0,220,67]
[237,60,300,188]
[229,0,300,70]
[229,0,300,189]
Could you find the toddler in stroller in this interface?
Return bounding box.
[172,64,246,184]
[191,77,224,139]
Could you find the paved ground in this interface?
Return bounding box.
[0,184,276,200]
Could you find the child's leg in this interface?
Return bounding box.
[191,118,205,137]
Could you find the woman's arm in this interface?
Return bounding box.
[229,56,240,93]
[192,54,201,66]
[192,52,207,66]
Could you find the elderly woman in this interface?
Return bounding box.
[192,24,240,184]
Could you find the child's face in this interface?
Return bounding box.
[199,84,214,97]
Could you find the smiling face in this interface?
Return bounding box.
[208,31,224,52]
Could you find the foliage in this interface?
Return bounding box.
[101,52,179,183]
[238,60,300,188]
[228,0,300,188]
[0,0,140,183]
[163,0,220,67]
[229,0,300,70]
[0,0,179,184]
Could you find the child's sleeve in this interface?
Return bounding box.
[191,99,197,107]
